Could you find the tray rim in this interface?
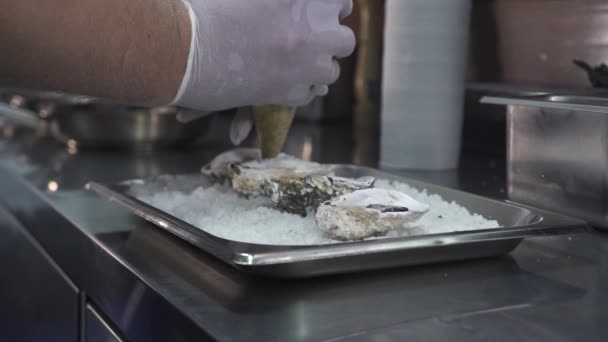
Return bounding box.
[84,165,590,267]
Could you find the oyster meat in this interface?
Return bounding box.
[230,155,375,216]
[315,188,430,241]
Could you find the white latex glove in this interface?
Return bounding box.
[171,0,355,112]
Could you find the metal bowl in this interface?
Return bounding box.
[45,104,210,148]
[0,90,212,149]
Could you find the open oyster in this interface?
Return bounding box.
[230,155,375,216]
[315,189,430,241]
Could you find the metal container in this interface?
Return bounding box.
[482,94,608,228]
[86,166,586,278]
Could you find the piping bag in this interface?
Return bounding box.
[253,105,296,159]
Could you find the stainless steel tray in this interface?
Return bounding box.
[85,165,588,278]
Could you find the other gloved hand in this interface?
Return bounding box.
[171,0,355,112]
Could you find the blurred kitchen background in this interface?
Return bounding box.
[303,0,608,161]
[4,2,608,340]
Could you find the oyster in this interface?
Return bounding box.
[201,148,262,180]
[230,155,375,216]
[229,154,331,194]
[268,175,376,216]
[315,189,430,241]
[254,105,296,159]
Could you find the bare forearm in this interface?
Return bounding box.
[0,0,190,105]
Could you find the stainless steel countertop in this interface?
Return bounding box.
[0,118,605,341]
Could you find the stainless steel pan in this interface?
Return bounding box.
[87,167,588,278]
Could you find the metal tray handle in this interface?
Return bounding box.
[481,95,608,113]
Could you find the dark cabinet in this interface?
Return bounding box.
[86,304,123,342]
[0,206,79,342]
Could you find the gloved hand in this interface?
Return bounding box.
[172,0,355,112]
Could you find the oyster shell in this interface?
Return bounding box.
[230,155,375,216]
[315,189,430,241]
